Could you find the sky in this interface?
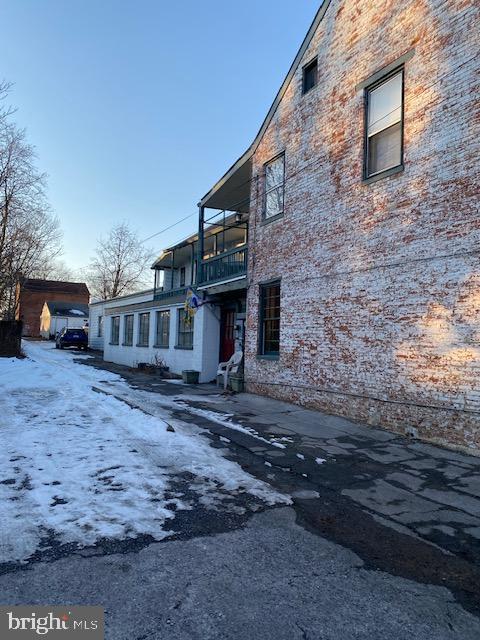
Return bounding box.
[1,0,320,272]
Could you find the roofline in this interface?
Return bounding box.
[89,288,155,306]
[199,0,332,208]
[150,233,198,269]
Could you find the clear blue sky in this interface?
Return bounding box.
[1,0,319,270]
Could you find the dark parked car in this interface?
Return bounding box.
[55,328,88,350]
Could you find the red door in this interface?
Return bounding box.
[220,309,235,362]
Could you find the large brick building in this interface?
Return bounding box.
[198,1,480,451]
[16,279,90,337]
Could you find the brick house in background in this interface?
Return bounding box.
[198,0,480,451]
[16,279,90,337]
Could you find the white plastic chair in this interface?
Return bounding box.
[217,351,243,390]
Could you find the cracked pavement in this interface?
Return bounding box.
[1,346,480,639]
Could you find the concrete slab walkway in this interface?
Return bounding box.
[80,354,480,615]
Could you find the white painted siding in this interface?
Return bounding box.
[88,303,105,350]
[103,303,220,383]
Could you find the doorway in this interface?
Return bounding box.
[219,308,236,362]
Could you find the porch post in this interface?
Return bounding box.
[198,204,205,285]
[170,249,175,290]
[190,242,195,287]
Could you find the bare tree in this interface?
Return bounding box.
[0,83,62,318]
[87,223,153,300]
[35,259,77,282]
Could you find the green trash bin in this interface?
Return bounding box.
[182,370,199,384]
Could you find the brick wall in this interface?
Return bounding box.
[18,290,89,337]
[245,0,480,451]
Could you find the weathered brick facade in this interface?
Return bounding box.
[244,0,480,451]
[16,279,90,337]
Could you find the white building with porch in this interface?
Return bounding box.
[88,209,248,383]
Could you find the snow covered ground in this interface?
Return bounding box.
[0,342,288,564]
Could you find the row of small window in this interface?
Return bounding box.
[108,309,194,349]
[264,66,404,219]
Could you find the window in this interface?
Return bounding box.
[264,154,285,219]
[202,235,216,260]
[180,266,186,287]
[302,57,318,94]
[110,316,120,345]
[97,315,103,337]
[138,312,150,347]
[223,226,247,252]
[365,69,403,178]
[177,309,194,349]
[155,310,170,347]
[123,314,134,346]
[259,281,281,356]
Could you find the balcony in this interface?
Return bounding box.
[198,246,248,286]
[153,286,189,303]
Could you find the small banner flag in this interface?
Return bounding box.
[184,287,204,323]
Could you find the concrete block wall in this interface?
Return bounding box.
[244,0,480,451]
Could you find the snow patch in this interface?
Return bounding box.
[0,342,290,563]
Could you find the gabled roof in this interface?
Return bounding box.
[44,301,89,318]
[200,0,332,209]
[22,279,90,296]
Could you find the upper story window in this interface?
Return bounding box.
[264,154,285,220]
[365,69,403,179]
[302,57,318,94]
[110,316,120,345]
[180,266,186,287]
[138,312,150,347]
[202,226,247,260]
[123,314,134,346]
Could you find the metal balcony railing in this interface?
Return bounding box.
[199,246,248,286]
[153,286,189,302]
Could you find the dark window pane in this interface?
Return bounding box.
[138,313,150,346]
[259,282,281,355]
[223,226,246,252]
[368,122,402,175]
[303,59,317,94]
[177,309,194,348]
[203,235,215,259]
[124,314,134,346]
[155,310,170,347]
[111,316,120,344]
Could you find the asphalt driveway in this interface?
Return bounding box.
[1,341,479,639]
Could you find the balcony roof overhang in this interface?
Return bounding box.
[151,240,196,270]
[200,155,252,213]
